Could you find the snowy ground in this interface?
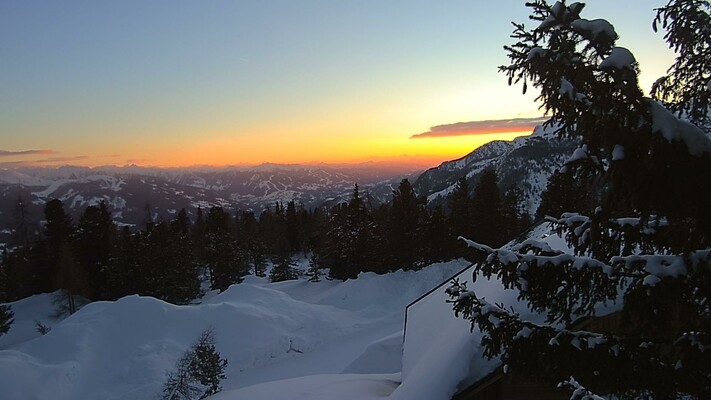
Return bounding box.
[0,260,472,400]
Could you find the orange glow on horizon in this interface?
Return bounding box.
[4,129,534,170]
[117,130,532,169]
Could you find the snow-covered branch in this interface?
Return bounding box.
[558,376,605,400]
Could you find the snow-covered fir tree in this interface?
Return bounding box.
[161,327,228,400]
[269,251,299,283]
[448,1,711,398]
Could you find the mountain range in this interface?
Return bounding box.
[0,124,578,245]
[0,162,422,242]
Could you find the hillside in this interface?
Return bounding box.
[0,260,470,400]
[414,124,578,215]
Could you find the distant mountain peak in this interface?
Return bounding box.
[414,123,577,215]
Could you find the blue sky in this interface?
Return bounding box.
[0,1,675,167]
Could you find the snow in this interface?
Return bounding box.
[571,19,618,43]
[527,47,547,61]
[560,78,575,99]
[342,332,403,374]
[211,373,400,400]
[537,1,567,31]
[0,220,640,399]
[0,293,60,350]
[648,100,711,156]
[613,254,688,285]
[0,169,52,186]
[401,265,530,399]
[612,144,625,161]
[565,144,590,164]
[599,47,635,70]
[0,261,471,400]
[401,223,580,398]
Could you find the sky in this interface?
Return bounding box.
[0,0,675,169]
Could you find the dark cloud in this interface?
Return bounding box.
[0,160,33,167]
[0,149,57,157]
[410,117,548,139]
[34,155,90,164]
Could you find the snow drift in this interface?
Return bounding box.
[0,261,469,400]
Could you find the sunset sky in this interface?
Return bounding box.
[1,1,675,168]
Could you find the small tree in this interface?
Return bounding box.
[54,242,86,317]
[270,251,298,283]
[0,305,13,336]
[162,327,228,400]
[189,329,228,398]
[306,253,323,282]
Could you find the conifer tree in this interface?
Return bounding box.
[75,202,114,299]
[306,253,323,282]
[171,209,201,302]
[501,184,531,238]
[12,196,33,250]
[104,227,145,300]
[191,206,207,271]
[234,211,263,276]
[4,246,33,301]
[285,200,301,253]
[41,199,73,293]
[0,305,13,337]
[204,207,246,291]
[651,0,711,130]
[536,167,593,219]
[161,327,228,400]
[307,207,332,275]
[389,179,425,270]
[327,185,373,280]
[269,250,298,283]
[470,168,504,246]
[420,204,453,264]
[0,249,8,302]
[448,176,473,241]
[55,242,86,316]
[448,1,711,398]
[143,209,201,304]
[188,328,228,398]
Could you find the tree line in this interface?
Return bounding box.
[0,171,531,309]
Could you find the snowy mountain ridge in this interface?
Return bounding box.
[414,123,578,215]
[0,163,421,241]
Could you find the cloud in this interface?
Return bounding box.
[410,117,548,139]
[0,160,34,167]
[0,156,91,166]
[0,149,58,157]
[33,155,90,164]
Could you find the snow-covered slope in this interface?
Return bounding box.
[0,261,469,400]
[1,224,619,400]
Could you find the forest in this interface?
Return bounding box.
[0,169,532,310]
